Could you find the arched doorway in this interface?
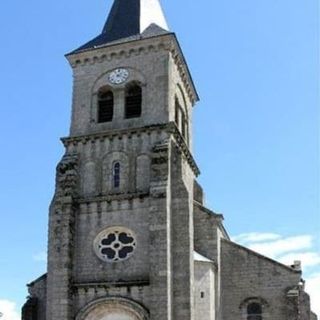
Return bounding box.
[76,297,149,320]
[84,308,138,320]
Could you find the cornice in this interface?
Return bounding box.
[27,273,47,287]
[167,122,201,176]
[76,192,149,205]
[61,123,168,146]
[193,201,224,219]
[73,279,150,290]
[193,201,229,239]
[66,35,171,68]
[169,34,200,104]
[66,33,198,106]
[62,122,200,177]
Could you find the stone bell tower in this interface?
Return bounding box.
[23,1,201,320]
[23,1,318,320]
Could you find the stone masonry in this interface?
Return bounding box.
[22,1,317,320]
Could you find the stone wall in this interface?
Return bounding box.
[170,139,195,320]
[74,285,151,318]
[194,260,215,320]
[193,202,227,319]
[66,34,196,141]
[23,274,47,320]
[74,198,151,283]
[298,291,313,320]
[63,127,169,198]
[221,239,302,320]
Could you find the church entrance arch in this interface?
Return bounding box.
[76,297,149,320]
[84,309,138,320]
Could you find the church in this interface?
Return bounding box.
[22,1,317,319]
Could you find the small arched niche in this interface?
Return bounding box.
[136,154,150,192]
[82,161,97,195]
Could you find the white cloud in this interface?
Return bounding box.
[0,300,20,320]
[32,251,46,262]
[233,233,319,268]
[279,252,320,269]
[232,232,281,244]
[305,273,320,317]
[247,235,313,259]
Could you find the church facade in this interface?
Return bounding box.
[22,1,317,320]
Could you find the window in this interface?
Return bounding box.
[113,162,120,188]
[125,84,142,118]
[175,98,180,125]
[185,122,189,144]
[247,303,262,320]
[93,227,137,263]
[98,91,114,123]
[181,111,186,139]
[175,97,188,141]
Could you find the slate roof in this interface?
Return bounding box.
[72,0,170,54]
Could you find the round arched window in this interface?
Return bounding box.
[94,227,137,263]
[247,302,262,320]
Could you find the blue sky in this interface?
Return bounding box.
[0,0,319,318]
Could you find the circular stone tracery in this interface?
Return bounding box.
[94,227,136,262]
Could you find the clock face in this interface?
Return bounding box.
[108,68,129,84]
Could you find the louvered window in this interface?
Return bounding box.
[98,91,113,123]
[247,303,262,320]
[125,85,142,119]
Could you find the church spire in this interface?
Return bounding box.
[73,0,169,53]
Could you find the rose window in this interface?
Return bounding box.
[94,227,136,262]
